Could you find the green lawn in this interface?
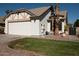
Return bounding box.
[8,38,79,56]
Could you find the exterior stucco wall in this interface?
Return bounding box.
[6,12,30,22]
[31,20,40,35]
[39,12,51,35]
[76,27,79,35]
[4,18,9,34]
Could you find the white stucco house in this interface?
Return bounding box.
[4,5,68,36]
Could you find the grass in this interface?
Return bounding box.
[8,38,79,56]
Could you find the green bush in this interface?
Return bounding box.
[64,24,68,31]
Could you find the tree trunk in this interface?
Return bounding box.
[54,24,59,35]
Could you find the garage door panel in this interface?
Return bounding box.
[8,22,31,35]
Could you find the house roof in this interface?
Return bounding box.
[4,5,67,22]
[4,8,36,19]
[4,6,50,19]
[29,6,50,16]
[15,8,36,16]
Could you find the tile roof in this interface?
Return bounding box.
[29,6,50,16]
[4,6,50,19]
[15,8,36,16]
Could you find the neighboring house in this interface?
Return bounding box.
[74,19,79,35]
[0,16,5,33]
[4,4,68,36]
[68,24,76,35]
[76,27,79,35]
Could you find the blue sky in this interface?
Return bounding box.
[0,3,79,24]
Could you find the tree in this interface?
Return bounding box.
[74,19,79,27]
[5,10,13,14]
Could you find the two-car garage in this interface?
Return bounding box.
[6,20,40,36]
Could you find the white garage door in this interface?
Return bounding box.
[8,22,32,35]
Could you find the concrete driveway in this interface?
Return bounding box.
[0,34,40,56]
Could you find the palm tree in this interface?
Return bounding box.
[5,10,13,14]
[50,3,64,35]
